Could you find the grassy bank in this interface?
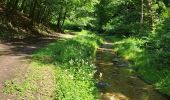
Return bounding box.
[33,30,103,99]
[106,35,170,96]
[4,30,103,99]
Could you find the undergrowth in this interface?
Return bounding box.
[32,30,103,100]
[3,30,103,99]
[106,35,170,96]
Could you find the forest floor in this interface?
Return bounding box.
[0,33,74,99]
[95,41,168,100]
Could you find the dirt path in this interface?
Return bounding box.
[0,38,57,99]
[0,33,75,99]
[95,42,168,100]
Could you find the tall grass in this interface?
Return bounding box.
[108,36,170,96]
[3,30,103,99]
[32,30,103,100]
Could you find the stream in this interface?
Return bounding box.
[95,42,167,100]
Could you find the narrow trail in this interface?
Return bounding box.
[0,33,74,99]
[95,42,167,100]
[0,38,56,99]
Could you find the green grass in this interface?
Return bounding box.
[4,62,56,99]
[33,30,103,100]
[4,30,103,99]
[106,35,170,96]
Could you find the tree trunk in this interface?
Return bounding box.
[146,0,154,31]
[29,0,37,25]
[56,5,64,32]
[140,0,144,33]
[61,10,67,29]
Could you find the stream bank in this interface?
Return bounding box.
[95,42,167,100]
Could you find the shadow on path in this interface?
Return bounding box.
[0,37,56,99]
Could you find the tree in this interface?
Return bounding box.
[140,0,144,33]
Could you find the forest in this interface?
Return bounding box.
[0,0,170,100]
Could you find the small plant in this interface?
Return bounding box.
[32,30,103,100]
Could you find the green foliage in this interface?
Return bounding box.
[33,30,103,64]
[95,0,141,34]
[55,63,98,100]
[64,20,83,31]
[113,37,145,60]
[104,2,170,96]
[2,0,170,97]
[146,8,170,68]
[109,35,170,96]
[62,0,99,31]
[32,30,103,100]
[3,30,102,99]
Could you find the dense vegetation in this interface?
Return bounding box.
[1,0,170,99]
[32,31,103,99]
[4,31,103,99]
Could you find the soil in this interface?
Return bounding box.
[95,42,168,100]
[0,37,56,99]
[0,33,74,99]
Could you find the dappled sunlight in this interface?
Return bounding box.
[58,33,75,39]
[95,42,167,100]
[0,38,57,99]
[98,48,113,52]
[1,0,170,99]
[101,92,129,100]
[97,62,113,66]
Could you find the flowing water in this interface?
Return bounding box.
[95,42,168,100]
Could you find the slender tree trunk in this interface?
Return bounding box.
[61,10,67,29]
[146,0,154,31]
[29,0,37,25]
[140,0,144,33]
[56,5,64,32]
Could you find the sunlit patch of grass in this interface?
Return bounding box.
[113,37,145,60]
[54,63,98,100]
[155,72,170,95]
[4,62,56,99]
[31,30,103,99]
